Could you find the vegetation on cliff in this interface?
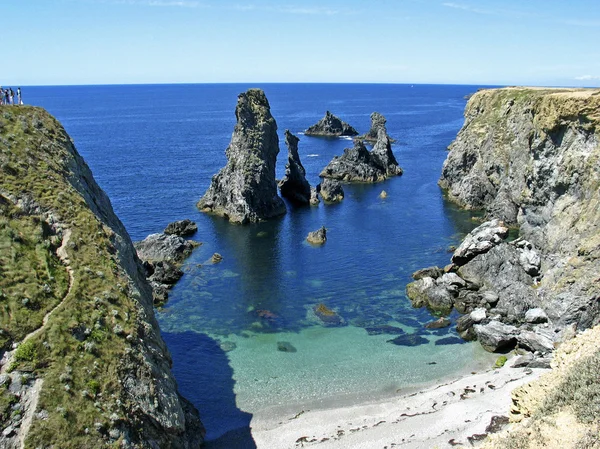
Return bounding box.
[0,106,203,448]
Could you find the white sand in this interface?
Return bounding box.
[250,358,548,448]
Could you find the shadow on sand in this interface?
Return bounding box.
[161,331,257,449]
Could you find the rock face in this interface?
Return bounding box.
[317,178,344,203]
[409,87,600,356]
[278,130,311,204]
[305,111,358,137]
[0,107,203,447]
[197,89,286,223]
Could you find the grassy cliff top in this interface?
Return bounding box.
[466,87,600,135]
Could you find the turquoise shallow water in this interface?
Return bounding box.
[29,83,495,444]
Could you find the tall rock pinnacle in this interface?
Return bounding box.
[278,130,311,205]
[197,89,286,224]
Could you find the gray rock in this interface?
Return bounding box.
[473,320,518,352]
[437,272,467,288]
[456,314,477,341]
[525,308,548,324]
[517,330,555,354]
[306,226,327,245]
[148,260,183,285]
[278,130,311,205]
[451,219,509,266]
[197,89,286,223]
[357,112,393,143]
[387,333,429,346]
[318,178,344,203]
[163,219,197,237]
[134,233,195,263]
[305,111,358,137]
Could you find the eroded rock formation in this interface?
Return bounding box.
[278,130,311,204]
[317,178,344,203]
[198,89,286,223]
[305,111,358,137]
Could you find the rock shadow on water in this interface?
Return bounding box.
[387,333,429,347]
[161,331,257,449]
[435,336,467,346]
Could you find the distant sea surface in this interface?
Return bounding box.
[29,83,496,444]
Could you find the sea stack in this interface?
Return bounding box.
[198,89,286,224]
[278,130,311,204]
[305,111,359,137]
[320,133,402,182]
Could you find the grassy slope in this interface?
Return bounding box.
[0,106,142,447]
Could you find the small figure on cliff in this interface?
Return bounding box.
[17,87,22,105]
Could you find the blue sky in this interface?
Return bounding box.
[4,0,600,86]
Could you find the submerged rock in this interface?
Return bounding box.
[425,317,451,329]
[314,303,343,326]
[435,336,466,346]
[306,226,327,245]
[278,130,311,205]
[387,333,429,347]
[318,178,344,203]
[164,219,198,237]
[305,111,358,137]
[277,341,297,353]
[197,89,286,223]
[364,325,405,336]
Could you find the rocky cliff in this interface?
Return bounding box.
[304,111,358,137]
[0,106,204,448]
[438,87,600,332]
[197,89,286,224]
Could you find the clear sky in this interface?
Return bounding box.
[3,0,600,86]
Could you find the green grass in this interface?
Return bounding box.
[0,105,142,447]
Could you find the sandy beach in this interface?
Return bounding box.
[250,357,548,449]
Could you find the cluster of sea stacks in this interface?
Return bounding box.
[197,89,402,224]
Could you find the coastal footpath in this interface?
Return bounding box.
[0,106,203,448]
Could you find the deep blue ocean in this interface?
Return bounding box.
[27,83,495,446]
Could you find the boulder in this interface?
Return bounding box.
[197,89,286,223]
[456,314,477,341]
[211,253,223,263]
[164,219,198,237]
[516,330,555,354]
[134,233,195,263]
[473,320,518,352]
[525,308,548,324]
[379,190,387,199]
[306,226,327,245]
[317,178,344,203]
[451,219,509,266]
[305,111,358,137]
[469,307,487,323]
[278,130,311,205]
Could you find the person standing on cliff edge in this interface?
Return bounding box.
[17,87,22,105]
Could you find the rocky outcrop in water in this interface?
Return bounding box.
[278,130,311,205]
[320,121,402,182]
[306,226,327,245]
[305,111,358,137]
[134,232,198,306]
[0,106,203,448]
[317,178,344,203]
[197,89,286,223]
[409,87,600,357]
[164,219,198,237]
